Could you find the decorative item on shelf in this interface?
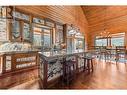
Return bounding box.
[0,6,13,19]
[33,17,44,25]
[0,6,13,42]
[61,43,66,50]
[45,18,55,27]
[0,6,6,18]
[7,6,13,19]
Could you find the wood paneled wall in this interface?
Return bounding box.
[15,6,89,49]
[82,6,127,49]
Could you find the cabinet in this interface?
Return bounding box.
[11,20,21,41]
[0,18,8,41]
[23,22,31,42]
[55,24,64,43]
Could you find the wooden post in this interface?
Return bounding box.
[43,60,48,89]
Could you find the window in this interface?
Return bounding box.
[95,38,107,46]
[111,33,125,46]
[43,29,52,48]
[95,32,125,46]
[33,27,42,47]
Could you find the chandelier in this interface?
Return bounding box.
[69,24,80,36]
[99,8,111,39]
[99,28,111,38]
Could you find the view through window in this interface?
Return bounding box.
[95,38,107,46]
[111,33,125,46]
[95,32,125,46]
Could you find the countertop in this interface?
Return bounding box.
[0,50,39,55]
[39,50,85,58]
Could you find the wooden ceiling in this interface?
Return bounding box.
[82,6,127,26]
[16,6,88,32]
[81,6,127,33]
[81,6,127,48]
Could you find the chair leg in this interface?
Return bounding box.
[104,53,106,62]
[124,54,126,64]
[87,60,90,74]
[73,64,75,79]
[91,59,94,72]
[83,59,86,71]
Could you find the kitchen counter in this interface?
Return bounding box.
[39,50,88,88]
[39,50,85,59]
[0,50,39,75]
[0,50,39,55]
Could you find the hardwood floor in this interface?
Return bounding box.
[9,79,40,90]
[69,59,127,89]
[9,59,127,89]
[46,59,127,89]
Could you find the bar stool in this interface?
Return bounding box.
[83,56,94,74]
[62,55,76,86]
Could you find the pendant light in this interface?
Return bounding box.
[99,7,111,39]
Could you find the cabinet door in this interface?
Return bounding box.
[12,20,21,41]
[0,18,8,41]
[0,56,3,74]
[55,24,63,43]
[23,22,31,42]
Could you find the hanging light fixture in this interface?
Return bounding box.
[99,7,111,39]
[69,24,77,35]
